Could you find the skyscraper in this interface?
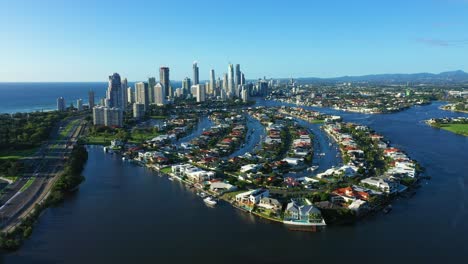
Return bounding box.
[196,84,206,103]
[228,64,235,97]
[93,106,123,127]
[106,73,122,108]
[222,73,228,97]
[159,67,170,98]
[57,97,65,111]
[135,82,149,110]
[209,69,215,96]
[240,72,245,86]
[127,87,134,104]
[121,77,128,109]
[77,99,83,111]
[241,86,249,103]
[88,90,95,109]
[154,83,165,106]
[133,103,145,119]
[235,64,241,88]
[193,62,199,85]
[148,77,156,104]
[182,77,191,95]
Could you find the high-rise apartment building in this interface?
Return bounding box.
[159,67,170,98]
[228,64,235,98]
[154,83,165,106]
[196,84,206,103]
[182,77,191,95]
[148,77,156,104]
[193,62,199,85]
[135,82,149,110]
[57,97,65,111]
[93,106,123,127]
[88,90,95,109]
[106,73,122,108]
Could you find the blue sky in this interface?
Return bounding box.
[0,0,467,81]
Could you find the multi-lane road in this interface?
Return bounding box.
[0,116,85,232]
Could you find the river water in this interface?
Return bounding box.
[3,100,468,263]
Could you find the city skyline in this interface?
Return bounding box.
[1,0,468,82]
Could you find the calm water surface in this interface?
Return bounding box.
[3,100,468,263]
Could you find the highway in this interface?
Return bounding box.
[0,116,85,232]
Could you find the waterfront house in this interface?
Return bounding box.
[258,197,283,211]
[332,186,370,202]
[209,181,237,193]
[284,199,325,224]
[361,177,398,193]
[171,164,215,182]
[347,199,369,215]
[235,189,270,207]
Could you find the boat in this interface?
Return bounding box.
[168,177,174,181]
[203,196,217,206]
[198,192,207,198]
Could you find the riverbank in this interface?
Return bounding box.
[0,144,88,251]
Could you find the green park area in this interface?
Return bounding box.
[0,148,37,160]
[439,124,468,136]
[85,127,161,145]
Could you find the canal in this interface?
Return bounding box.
[3,101,468,263]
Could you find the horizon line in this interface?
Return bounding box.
[0,69,466,83]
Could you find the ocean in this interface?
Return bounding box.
[0,83,109,114]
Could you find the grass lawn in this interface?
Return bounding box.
[220,190,246,201]
[310,119,325,124]
[85,135,111,145]
[20,177,35,192]
[0,148,38,160]
[160,167,172,174]
[439,124,468,136]
[129,129,161,143]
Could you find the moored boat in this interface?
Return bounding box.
[203,196,217,206]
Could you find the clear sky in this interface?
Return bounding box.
[0,0,467,82]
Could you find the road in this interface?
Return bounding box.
[0,116,85,232]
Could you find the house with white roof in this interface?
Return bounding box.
[283,199,325,225]
[361,177,398,193]
[235,189,269,206]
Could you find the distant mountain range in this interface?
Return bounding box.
[293,70,468,84]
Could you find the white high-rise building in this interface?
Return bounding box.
[77,99,83,111]
[241,86,249,102]
[154,83,165,106]
[127,87,134,104]
[93,106,105,125]
[135,82,149,110]
[196,84,206,102]
[191,85,198,97]
[121,77,128,109]
[57,97,65,111]
[93,106,123,127]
